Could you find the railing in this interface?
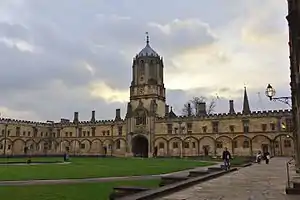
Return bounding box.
[286,157,295,188]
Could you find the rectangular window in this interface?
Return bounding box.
[243,120,249,133]
[243,141,250,148]
[167,124,173,134]
[261,124,267,132]
[202,126,207,133]
[184,142,189,148]
[7,130,10,136]
[173,142,178,149]
[116,140,121,149]
[192,142,196,148]
[87,131,90,136]
[270,123,276,131]
[229,125,235,133]
[285,118,293,132]
[16,127,20,137]
[106,130,110,136]
[187,123,192,130]
[159,142,164,149]
[216,141,222,149]
[92,127,96,136]
[212,121,219,133]
[174,127,178,134]
[69,132,73,137]
[275,141,279,148]
[118,126,123,136]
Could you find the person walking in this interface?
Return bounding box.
[222,147,231,170]
[264,151,270,164]
[256,151,262,164]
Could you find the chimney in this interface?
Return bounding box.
[115,109,121,121]
[91,110,96,122]
[165,105,169,116]
[187,103,192,116]
[73,112,79,123]
[229,100,235,114]
[196,102,207,116]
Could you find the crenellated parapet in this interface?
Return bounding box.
[156,109,292,122]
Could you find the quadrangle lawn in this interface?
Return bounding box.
[0,157,214,181]
[0,179,161,200]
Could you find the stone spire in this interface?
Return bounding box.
[242,87,251,114]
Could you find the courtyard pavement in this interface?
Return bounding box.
[159,157,299,200]
[0,162,220,186]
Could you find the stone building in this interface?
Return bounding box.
[0,37,295,158]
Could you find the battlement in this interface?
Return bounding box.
[156,109,292,122]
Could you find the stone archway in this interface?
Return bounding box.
[131,135,148,158]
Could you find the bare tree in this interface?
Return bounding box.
[182,96,216,116]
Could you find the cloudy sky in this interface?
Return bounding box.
[0,0,292,122]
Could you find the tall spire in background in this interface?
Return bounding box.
[242,87,251,114]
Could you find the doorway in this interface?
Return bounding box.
[131,135,149,158]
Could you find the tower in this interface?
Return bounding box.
[125,33,166,157]
[128,33,166,118]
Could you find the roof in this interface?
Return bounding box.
[137,33,159,57]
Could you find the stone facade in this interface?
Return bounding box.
[287,0,300,170]
[0,38,295,158]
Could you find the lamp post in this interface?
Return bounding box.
[265,84,292,107]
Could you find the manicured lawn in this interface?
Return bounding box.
[0,179,160,200]
[0,157,214,181]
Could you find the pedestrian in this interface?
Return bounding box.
[264,151,270,164]
[222,147,231,170]
[256,151,262,164]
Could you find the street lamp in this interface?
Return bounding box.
[265,84,292,107]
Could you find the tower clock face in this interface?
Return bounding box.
[139,88,144,95]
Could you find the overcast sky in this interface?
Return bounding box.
[0,0,292,122]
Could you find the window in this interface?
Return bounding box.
[284,140,291,148]
[7,130,10,136]
[243,141,250,148]
[261,124,267,132]
[87,131,90,136]
[23,131,26,136]
[159,142,164,149]
[92,127,96,136]
[118,126,123,136]
[173,142,178,149]
[174,127,178,134]
[106,130,110,136]
[1,129,4,136]
[216,141,223,149]
[187,123,192,130]
[41,132,44,137]
[80,144,85,149]
[7,145,11,150]
[212,121,219,133]
[285,118,293,132]
[79,128,82,137]
[181,127,185,134]
[184,142,189,148]
[16,127,20,137]
[192,142,196,148]
[0,144,3,149]
[102,130,105,135]
[116,140,121,149]
[65,132,68,137]
[57,129,61,137]
[270,123,276,131]
[243,120,249,133]
[202,126,207,133]
[229,125,235,133]
[167,124,173,134]
[275,141,279,148]
[233,141,237,148]
[83,131,86,137]
[28,131,31,137]
[70,132,73,137]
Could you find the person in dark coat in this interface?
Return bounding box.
[222,147,232,170]
[264,151,270,164]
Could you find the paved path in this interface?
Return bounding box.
[0,162,220,186]
[159,157,299,200]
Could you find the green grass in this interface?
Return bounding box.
[0,157,214,181]
[0,179,160,200]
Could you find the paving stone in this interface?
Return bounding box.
[159,157,299,200]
